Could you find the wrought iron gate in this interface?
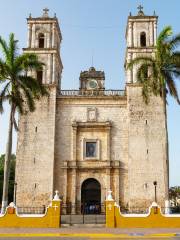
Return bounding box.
[61,203,106,225]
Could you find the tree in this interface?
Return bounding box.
[169,186,180,200]
[127,26,180,197]
[0,154,16,203]
[0,33,49,212]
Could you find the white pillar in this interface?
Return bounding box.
[165,200,170,214]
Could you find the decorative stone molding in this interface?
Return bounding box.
[87,107,97,122]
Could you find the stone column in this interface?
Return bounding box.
[72,122,77,161]
[106,168,111,197]
[150,21,154,46]
[154,21,157,45]
[52,54,56,83]
[106,122,111,205]
[27,23,32,48]
[128,22,133,47]
[126,53,132,83]
[133,54,137,83]
[44,33,48,48]
[47,32,50,48]
[71,168,77,214]
[71,122,77,214]
[52,23,55,48]
[31,24,36,48]
[62,164,68,214]
[114,168,120,204]
[107,122,111,161]
[50,54,53,83]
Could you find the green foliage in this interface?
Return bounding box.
[127,26,180,104]
[0,154,16,203]
[169,186,180,199]
[0,33,49,124]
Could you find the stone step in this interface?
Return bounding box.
[61,223,106,228]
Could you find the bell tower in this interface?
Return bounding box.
[125,6,169,208]
[24,8,63,88]
[125,5,158,83]
[15,9,63,206]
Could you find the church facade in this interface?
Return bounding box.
[15,8,169,212]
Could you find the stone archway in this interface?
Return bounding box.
[81,178,101,214]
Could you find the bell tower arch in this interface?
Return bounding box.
[25,8,63,88]
[125,5,158,83]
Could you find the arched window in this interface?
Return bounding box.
[38,33,45,48]
[37,70,43,84]
[140,32,146,47]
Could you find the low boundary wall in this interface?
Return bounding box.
[0,200,61,228]
[106,200,180,228]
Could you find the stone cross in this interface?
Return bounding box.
[43,8,49,18]
[137,4,143,12]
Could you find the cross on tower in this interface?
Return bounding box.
[43,8,49,17]
[137,4,143,12]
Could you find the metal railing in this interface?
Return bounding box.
[16,206,46,214]
[120,207,149,214]
[161,207,180,214]
[120,206,180,215]
[61,203,105,225]
[61,203,105,215]
[59,90,125,97]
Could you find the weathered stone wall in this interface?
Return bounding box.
[15,87,57,206]
[15,88,168,209]
[127,84,168,208]
[54,96,129,207]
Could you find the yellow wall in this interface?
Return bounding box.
[106,200,180,228]
[0,200,61,228]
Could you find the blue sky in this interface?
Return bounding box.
[0,0,179,186]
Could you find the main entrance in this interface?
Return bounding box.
[81,178,101,214]
[61,178,105,225]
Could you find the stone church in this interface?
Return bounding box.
[15,7,169,213]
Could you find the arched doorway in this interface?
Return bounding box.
[81,178,101,214]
